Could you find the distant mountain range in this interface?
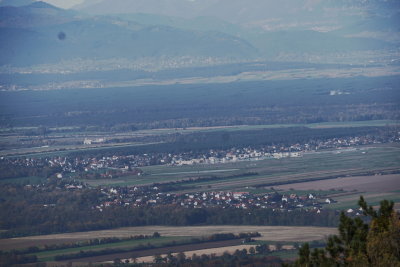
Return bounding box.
[0,1,79,27]
[74,0,400,43]
[0,0,35,7]
[0,0,398,67]
[74,0,400,25]
[0,1,258,66]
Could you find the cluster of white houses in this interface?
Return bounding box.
[94,186,336,212]
[2,131,397,181]
[172,151,302,166]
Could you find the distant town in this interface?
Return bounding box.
[21,176,367,220]
[95,185,336,213]
[1,131,398,180]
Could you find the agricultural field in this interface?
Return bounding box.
[60,239,245,264]
[3,226,337,251]
[104,245,300,265]
[75,143,400,213]
[276,174,400,192]
[133,244,259,263]
[84,144,400,191]
[29,236,189,262]
[1,2,400,266]
[1,226,336,266]
[0,141,159,158]
[1,120,397,158]
[276,173,400,210]
[327,191,400,210]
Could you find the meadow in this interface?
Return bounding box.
[84,144,400,191]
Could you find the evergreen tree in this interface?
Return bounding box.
[295,196,400,266]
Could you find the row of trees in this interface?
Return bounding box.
[0,184,339,237]
[147,249,284,267]
[54,233,259,261]
[0,163,61,180]
[13,234,161,255]
[0,251,37,267]
[6,74,398,129]
[92,198,399,267]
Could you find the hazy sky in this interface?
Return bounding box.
[42,0,84,9]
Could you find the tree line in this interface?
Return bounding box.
[12,234,161,256]
[293,197,400,266]
[53,233,260,261]
[0,184,339,237]
[2,76,398,129]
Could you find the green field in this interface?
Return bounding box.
[268,249,299,260]
[1,120,398,159]
[328,191,400,210]
[1,142,162,158]
[83,144,400,193]
[30,236,190,261]
[112,120,399,135]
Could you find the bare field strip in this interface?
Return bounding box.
[64,239,244,263]
[134,244,258,263]
[150,169,240,176]
[133,244,295,263]
[1,226,337,251]
[276,174,400,192]
[46,244,293,266]
[0,142,161,158]
[335,192,398,203]
[165,168,365,189]
[201,168,366,189]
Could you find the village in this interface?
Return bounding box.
[95,185,339,213]
[0,131,397,181]
[23,179,341,215]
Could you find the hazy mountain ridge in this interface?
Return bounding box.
[0,1,80,27]
[0,0,35,7]
[109,12,397,57]
[75,0,400,47]
[0,2,258,66]
[0,0,398,67]
[75,0,400,25]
